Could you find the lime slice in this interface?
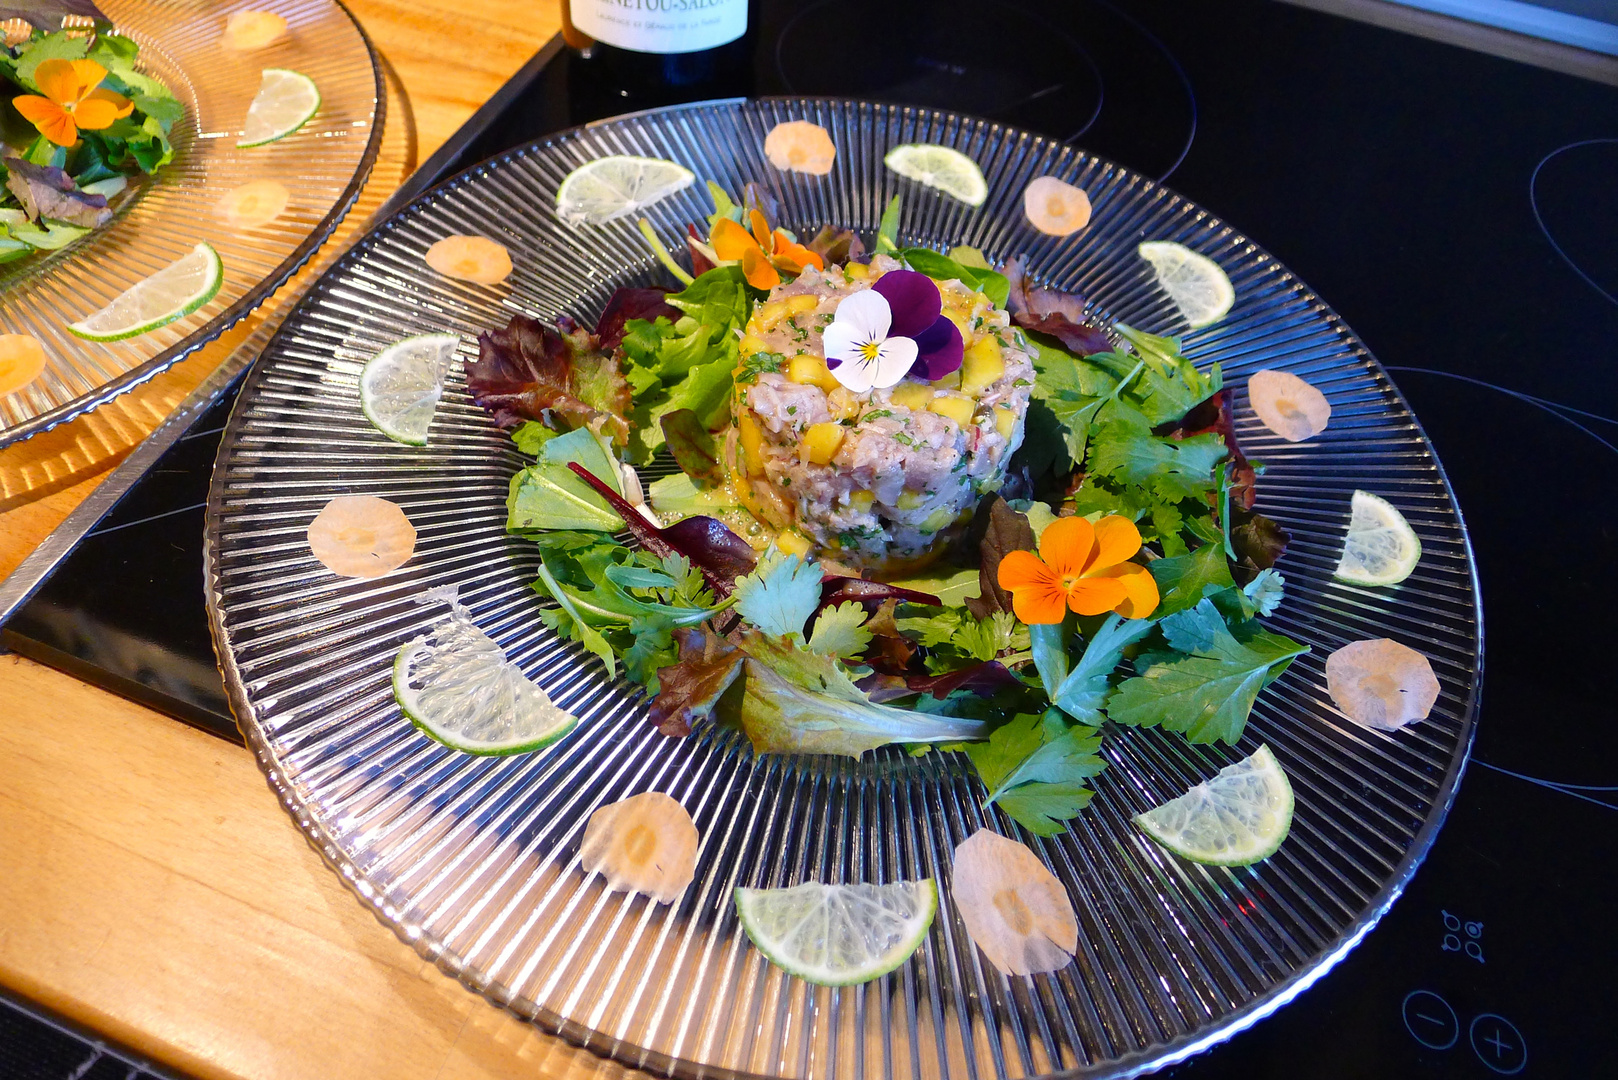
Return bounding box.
[555,155,696,226]
[67,242,223,342]
[1334,489,1422,586]
[359,334,458,446]
[238,68,320,147]
[735,879,937,986]
[883,144,988,207]
[1138,240,1235,329]
[1135,744,1293,867]
[393,608,579,755]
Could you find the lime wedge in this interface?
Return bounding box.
[393,607,578,755]
[555,155,695,226]
[360,334,458,446]
[735,879,937,986]
[1334,489,1421,586]
[1138,240,1235,329]
[1135,744,1293,866]
[238,68,320,147]
[67,242,222,342]
[883,144,988,207]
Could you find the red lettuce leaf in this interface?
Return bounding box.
[567,463,757,594]
[648,628,743,736]
[965,496,1036,620]
[686,224,717,277]
[1167,388,1256,511]
[660,408,722,486]
[594,287,679,353]
[1231,508,1290,576]
[469,315,631,444]
[1002,254,1111,357]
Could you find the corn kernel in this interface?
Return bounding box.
[738,412,766,476]
[849,490,874,511]
[757,298,790,331]
[740,334,770,356]
[889,382,933,410]
[776,529,813,557]
[928,392,975,427]
[994,404,1018,440]
[961,335,1005,396]
[845,262,871,281]
[803,422,845,465]
[788,353,840,392]
[786,294,819,315]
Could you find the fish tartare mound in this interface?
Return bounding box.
[725,255,1035,572]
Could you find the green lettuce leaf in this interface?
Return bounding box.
[506,427,623,532]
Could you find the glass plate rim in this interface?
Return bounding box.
[202,95,1486,1080]
[0,0,387,449]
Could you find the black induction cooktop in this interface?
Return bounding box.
[4,1,1616,1075]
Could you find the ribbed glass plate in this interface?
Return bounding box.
[204,99,1481,1079]
[0,0,381,447]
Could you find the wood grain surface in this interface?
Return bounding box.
[0,3,650,1078]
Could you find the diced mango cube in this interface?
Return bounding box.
[931,367,962,390]
[845,262,870,281]
[757,298,790,331]
[889,382,933,410]
[740,334,770,356]
[919,507,955,533]
[849,490,874,511]
[928,392,975,427]
[897,489,927,511]
[786,294,819,315]
[738,412,766,476]
[788,353,840,391]
[776,529,813,557]
[994,404,1018,440]
[961,335,1005,396]
[803,422,845,465]
[827,387,859,421]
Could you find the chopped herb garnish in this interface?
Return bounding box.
[787,405,797,415]
[893,432,917,448]
[1013,378,1032,387]
[864,409,894,420]
[736,351,786,384]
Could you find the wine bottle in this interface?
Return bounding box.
[562,0,755,103]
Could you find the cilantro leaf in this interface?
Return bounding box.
[1087,405,1228,503]
[963,712,1106,836]
[995,782,1098,836]
[807,601,873,657]
[1106,600,1307,743]
[1148,542,1236,618]
[1049,614,1157,724]
[734,549,824,639]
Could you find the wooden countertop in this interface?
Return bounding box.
[0,3,643,1078]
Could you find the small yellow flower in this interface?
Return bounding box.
[12,58,133,147]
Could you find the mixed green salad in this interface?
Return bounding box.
[1,25,181,262]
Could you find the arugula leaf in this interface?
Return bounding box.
[1148,542,1236,618]
[898,247,1011,307]
[807,601,872,657]
[534,563,619,678]
[875,193,902,254]
[1114,324,1223,426]
[733,549,824,639]
[1049,614,1157,724]
[1106,600,1307,743]
[963,712,1106,836]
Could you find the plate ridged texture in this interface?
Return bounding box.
[0,0,382,447]
[204,99,1481,1079]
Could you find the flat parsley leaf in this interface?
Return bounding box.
[734,549,824,639]
[1148,542,1236,618]
[1087,404,1228,503]
[964,712,1106,836]
[1106,599,1307,743]
[807,601,873,658]
[1049,614,1157,724]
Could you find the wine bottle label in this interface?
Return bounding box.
[571,0,747,54]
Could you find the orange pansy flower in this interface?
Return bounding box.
[710,209,824,290]
[997,515,1160,624]
[12,58,133,147]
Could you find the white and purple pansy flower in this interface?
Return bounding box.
[823,269,964,393]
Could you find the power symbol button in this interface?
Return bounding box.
[1470,1013,1527,1074]
[1401,990,1459,1050]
